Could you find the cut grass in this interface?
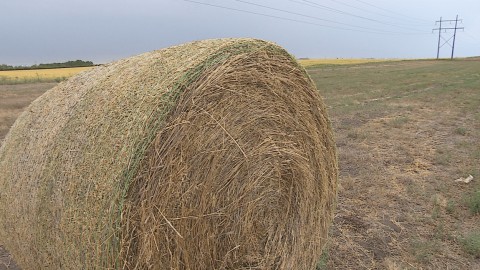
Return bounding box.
[346,130,367,140]
[389,116,409,128]
[466,190,480,215]
[411,239,440,263]
[434,148,452,166]
[454,127,467,136]
[306,58,480,269]
[446,200,456,215]
[460,232,480,258]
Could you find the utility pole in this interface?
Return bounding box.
[436,17,442,59]
[432,15,464,60]
[451,15,459,59]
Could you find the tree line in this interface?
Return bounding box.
[0,60,94,71]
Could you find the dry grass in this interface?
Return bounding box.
[0,39,337,269]
[308,58,480,269]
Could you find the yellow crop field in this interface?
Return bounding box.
[298,58,396,67]
[0,67,93,83]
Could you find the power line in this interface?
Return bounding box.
[351,0,430,23]
[464,30,480,43]
[323,0,431,26]
[284,0,428,32]
[181,0,427,35]
[180,0,380,33]
[290,0,376,21]
[231,0,428,33]
[231,0,390,32]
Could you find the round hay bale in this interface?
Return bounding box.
[0,38,337,269]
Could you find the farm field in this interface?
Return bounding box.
[0,83,57,142]
[298,58,399,67]
[1,58,479,269]
[0,59,394,84]
[0,59,403,84]
[0,67,93,84]
[309,58,480,269]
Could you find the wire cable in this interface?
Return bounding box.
[181,0,430,35]
[285,0,427,32]
[180,0,379,33]
[231,0,394,32]
[464,30,480,43]
[351,0,431,23]
[323,0,431,26]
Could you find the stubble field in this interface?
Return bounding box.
[310,58,480,269]
[1,58,479,269]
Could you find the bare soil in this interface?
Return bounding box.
[1,59,479,269]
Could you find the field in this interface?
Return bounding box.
[310,58,480,269]
[0,83,57,141]
[1,58,479,269]
[0,67,93,84]
[0,60,395,83]
[0,61,395,83]
[298,58,398,67]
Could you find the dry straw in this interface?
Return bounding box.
[0,38,337,269]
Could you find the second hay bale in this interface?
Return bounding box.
[0,38,337,269]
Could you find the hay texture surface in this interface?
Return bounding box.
[0,38,337,269]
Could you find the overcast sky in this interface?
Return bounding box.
[1,0,479,65]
